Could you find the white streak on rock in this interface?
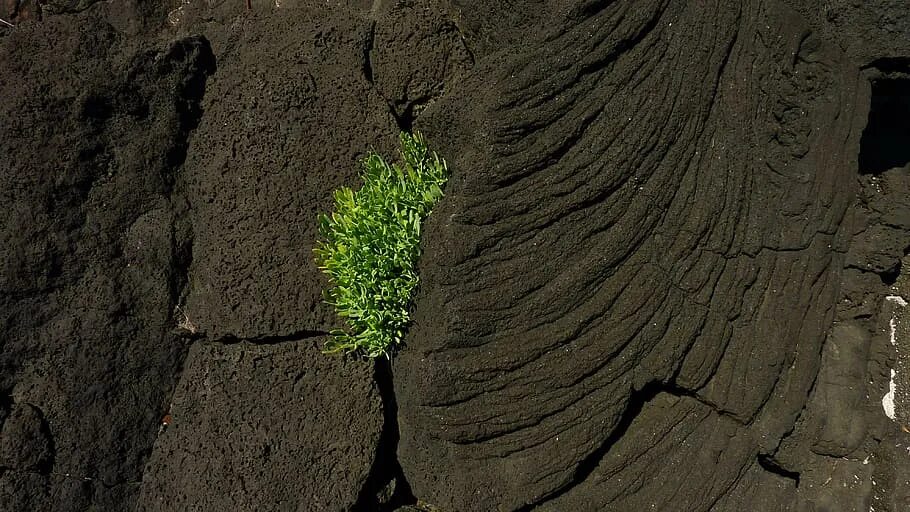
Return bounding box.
[883,295,905,419]
[886,295,908,307]
[883,369,897,420]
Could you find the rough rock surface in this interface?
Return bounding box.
[174,4,396,341]
[782,0,910,65]
[0,14,214,510]
[137,339,381,511]
[1,0,909,511]
[396,0,886,509]
[2,0,473,510]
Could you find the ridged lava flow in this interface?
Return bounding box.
[397,0,866,509]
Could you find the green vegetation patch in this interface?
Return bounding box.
[314,132,449,358]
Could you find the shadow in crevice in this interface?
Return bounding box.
[363,21,376,85]
[353,358,416,511]
[159,36,218,191]
[515,381,667,511]
[879,256,903,286]
[859,72,910,174]
[757,453,801,487]
[514,378,751,511]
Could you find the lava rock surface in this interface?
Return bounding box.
[2,0,910,511]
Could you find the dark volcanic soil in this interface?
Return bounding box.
[1,1,909,511]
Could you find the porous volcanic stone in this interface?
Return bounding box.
[397,1,868,509]
[1,14,215,510]
[136,339,382,511]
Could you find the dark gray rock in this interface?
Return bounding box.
[397,1,866,509]
[0,403,53,471]
[369,1,474,128]
[136,339,382,511]
[3,0,909,510]
[810,322,871,457]
[177,4,397,341]
[0,16,214,510]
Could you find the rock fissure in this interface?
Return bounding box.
[756,454,801,487]
[354,358,416,511]
[363,21,376,85]
[209,330,331,345]
[4,1,909,510]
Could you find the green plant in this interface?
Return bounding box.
[314,132,449,358]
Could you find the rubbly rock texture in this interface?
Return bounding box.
[137,339,381,511]
[0,403,53,472]
[3,0,910,511]
[2,1,467,510]
[0,14,214,511]
[368,1,474,130]
[176,5,397,341]
[782,0,910,66]
[398,0,868,509]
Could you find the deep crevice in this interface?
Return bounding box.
[363,21,376,85]
[353,358,415,511]
[138,35,217,501]
[516,381,666,511]
[845,261,903,286]
[0,391,11,428]
[389,100,418,133]
[861,56,910,74]
[211,329,330,345]
[159,35,215,335]
[880,258,902,285]
[516,379,749,510]
[757,454,801,487]
[25,402,56,475]
[151,34,215,341]
[153,36,218,193]
[167,210,194,325]
[858,73,910,174]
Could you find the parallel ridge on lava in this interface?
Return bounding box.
[397,0,865,509]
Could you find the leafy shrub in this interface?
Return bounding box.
[314,132,449,358]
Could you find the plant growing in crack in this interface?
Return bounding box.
[314,132,449,358]
[174,305,197,334]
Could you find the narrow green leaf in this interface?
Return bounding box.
[313,132,449,358]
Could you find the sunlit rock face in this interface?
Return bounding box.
[397,1,868,509]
